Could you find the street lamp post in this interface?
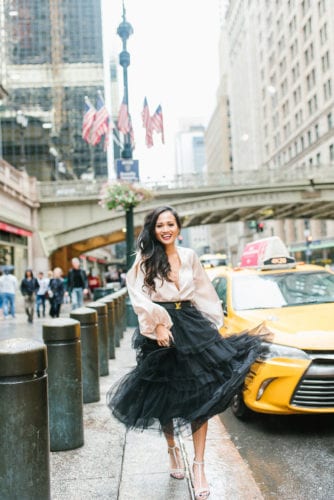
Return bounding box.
[117,1,135,270]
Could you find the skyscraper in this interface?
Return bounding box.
[0,0,108,180]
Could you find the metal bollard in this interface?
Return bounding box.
[0,338,50,500]
[99,296,116,359]
[119,289,127,333]
[43,318,84,451]
[86,301,109,376]
[70,307,100,403]
[113,293,121,346]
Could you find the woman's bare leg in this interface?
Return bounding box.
[192,421,210,497]
[163,425,184,479]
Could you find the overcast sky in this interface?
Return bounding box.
[105,0,222,181]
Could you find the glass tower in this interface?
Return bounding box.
[0,0,108,180]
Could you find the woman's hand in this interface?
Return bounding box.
[156,324,173,347]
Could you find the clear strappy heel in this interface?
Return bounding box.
[192,460,210,500]
[168,445,185,480]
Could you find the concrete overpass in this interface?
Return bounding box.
[36,164,334,269]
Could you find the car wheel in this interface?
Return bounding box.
[230,392,251,420]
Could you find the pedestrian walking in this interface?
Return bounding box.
[49,267,65,318]
[0,268,18,319]
[66,258,88,310]
[0,269,4,319]
[36,271,50,318]
[20,269,39,323]
[107,206,267,500]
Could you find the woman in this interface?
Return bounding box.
[107,206,267,500]
[20,269,39,323]
[49,267,65,318]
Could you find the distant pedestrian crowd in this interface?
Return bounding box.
[0,258,126,324]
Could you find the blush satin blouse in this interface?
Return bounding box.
[126,246,224,339]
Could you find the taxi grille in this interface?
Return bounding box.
[291,358,334,408]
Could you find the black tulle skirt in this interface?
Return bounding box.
[107,301,267,436]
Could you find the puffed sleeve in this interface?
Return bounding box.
[126,253,173,338]
[190,251,224,328]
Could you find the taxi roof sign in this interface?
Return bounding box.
[240,237,296,269]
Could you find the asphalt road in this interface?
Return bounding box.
[220,408,334,500]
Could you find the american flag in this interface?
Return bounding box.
[91,93,110,146]
[151,104,165,144]
[141,97,153,148]
[117,97,130,134]
[82,97,96,144]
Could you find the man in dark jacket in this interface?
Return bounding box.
[66,258,88,310]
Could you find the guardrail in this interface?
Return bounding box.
[0,158,39,205]
[37,164,334,201]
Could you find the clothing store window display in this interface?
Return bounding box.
[107,206,268,500]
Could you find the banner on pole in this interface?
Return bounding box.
[116,159,139,183]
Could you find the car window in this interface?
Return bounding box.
[212,277,227,306]
[232,271,334,310]
[232,275,286,310]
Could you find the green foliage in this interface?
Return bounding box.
[99,181,153,212]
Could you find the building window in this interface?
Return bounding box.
[323,79,332,100]
[308,94,318,115]
[315,123,319,139]
[316,152,321,164]
[318,0,326,16]
[290,39,298,59]
[306,68,316,91]
[319,22,328,45]
[289,15,297,35]
[302,17,312,41]
[328,112,333,130]
[321,51,330,72]
[329,144,334,162]
[309,157,313,165]
[307,130,312,145]
[301,0,311,16]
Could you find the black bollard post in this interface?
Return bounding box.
[70,307,100,403]
[86,301,109,376]
[99,296,116,359]
[111,293,121,348]
[43,318,84,451]
[0,338,50,500]
[118,289,126,334]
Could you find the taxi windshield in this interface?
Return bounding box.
[232,271,334,310]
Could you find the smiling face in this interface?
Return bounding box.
[154,210,180,247]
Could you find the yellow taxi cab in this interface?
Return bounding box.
[210,236,334,418]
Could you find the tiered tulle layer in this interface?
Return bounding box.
[107,302,266,435]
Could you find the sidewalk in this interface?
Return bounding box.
[50,328,264,500]
[1,303,264,499]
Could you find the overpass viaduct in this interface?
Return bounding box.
[36,165,334,269]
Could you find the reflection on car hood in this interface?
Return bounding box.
[237,303,334,350]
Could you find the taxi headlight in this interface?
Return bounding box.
[262,343,310,360]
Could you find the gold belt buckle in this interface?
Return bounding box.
[175,302,182,310]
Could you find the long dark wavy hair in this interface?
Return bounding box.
[137,205,181,292]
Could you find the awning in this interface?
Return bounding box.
[0,222,32,237]
[289,239,334,252]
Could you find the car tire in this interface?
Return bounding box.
[230,392,251,420]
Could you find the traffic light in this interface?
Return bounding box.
[256,222,264,233]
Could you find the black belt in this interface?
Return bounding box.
[154,301,192,310]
